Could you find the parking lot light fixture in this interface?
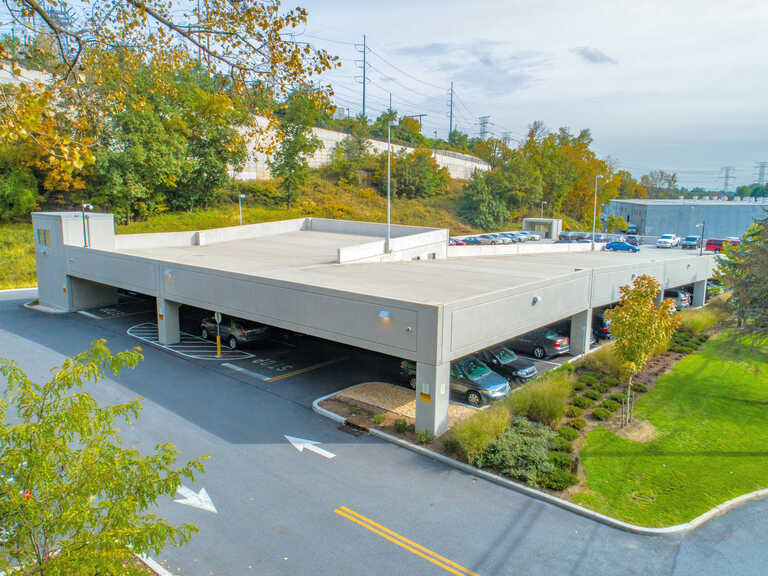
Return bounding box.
[540,200,547,218]
[81,203,93,248]
[592,175,602,251]
[238,193,246,226]
[696,222,705,256]
[386,120,397,253]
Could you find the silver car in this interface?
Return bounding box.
[200,315,270,349]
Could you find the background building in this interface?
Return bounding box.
[605,198,768,238]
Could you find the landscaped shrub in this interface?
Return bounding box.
[557,426,579,441]
[475,417,554,485]
[568,417,586,430]
[603,377,620,388]
[564,405,583,418]
[416,429,434,444]
[583,389,601,400]
[394,418,408,433]
[540,468,579,491]
[548,450,573,471]
[572,381,586,392]
[609,393,625,403]
[579,370,602,380]
[448,406,509,464]
[678,305,727,334]
[591,407,611,421]
[593,381,611,393]
[633,383,647,393]
[579,342,622,378]
[571,396,594,409]
[601,399,620,412]
[506,371,572,426]
[549,436,573,453]
[372,413,386,425]
[578,375,598,387]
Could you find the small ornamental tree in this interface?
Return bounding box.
[605,275,679,423]
[0,340,206,575]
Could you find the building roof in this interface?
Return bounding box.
[609,198,768,206]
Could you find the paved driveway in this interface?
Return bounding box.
[1,289,766,576]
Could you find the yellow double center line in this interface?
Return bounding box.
[334,506,479,576]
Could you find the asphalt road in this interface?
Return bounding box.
[1,289,767,576]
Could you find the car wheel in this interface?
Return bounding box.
[409,376,417,390]
[201,328,209,340]
[533,346,546,359]
[466,390,482,407]
[228,336,237,350]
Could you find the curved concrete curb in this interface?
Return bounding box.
[0,287,37,293]
[23,301,66,314]
[312,387,768,535]
[137,555,172,576]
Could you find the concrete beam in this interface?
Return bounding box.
[157,298,180,345]
[67,277,118,311]
[570,308,593,356]
[692,279,707,308]
[414,361,450,436]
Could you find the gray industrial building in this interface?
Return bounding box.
[605,197,767,238]
[32,212,716,436]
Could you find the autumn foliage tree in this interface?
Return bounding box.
[605,275,679,423]
[0,340,206,574]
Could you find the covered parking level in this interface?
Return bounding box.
[31,212,716,435]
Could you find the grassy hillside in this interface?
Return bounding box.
[0,178,479,289]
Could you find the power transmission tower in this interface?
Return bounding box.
[354,35,370,117]
[502,131,512,147]
[477,116,490,140]
[721,166,735,195]
[447,81,454,138]
[756,161,768,186]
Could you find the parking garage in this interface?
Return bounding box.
[31,212,716,434]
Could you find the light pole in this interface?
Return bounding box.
[386,119,397,253]
[81,203,93,248]
[238,193,246,225]
[592,175,602,251]
[540,200,547,218]
[696,221,705,256]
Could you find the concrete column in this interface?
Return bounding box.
[157,298,180,345]
[414,361,450,436]
[692,279,707,308]
[654,289,664,306]
[570,308,593,356]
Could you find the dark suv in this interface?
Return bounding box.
[200,315,269,349]
[476,346,538,383]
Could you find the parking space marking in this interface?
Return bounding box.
[334,506,479,576]
[221,362,272,381]
[265,357,348,382]
[127,322,253,360]
[518,355,563,367]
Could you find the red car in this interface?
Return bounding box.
[705,238,740,253]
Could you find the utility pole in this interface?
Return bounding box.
[355,35,369,117]
[448,81,454,139]
[346,108,350,133]
[721,166,735,195]
[478,116,490,140]
[433,130,438,156]
[388,92,392,114]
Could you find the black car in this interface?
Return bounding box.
[476,346,538,383]
[508,328,570,359]
[625,235,641,246]
[592,311,612,341]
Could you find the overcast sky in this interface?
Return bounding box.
[297,0,768,189]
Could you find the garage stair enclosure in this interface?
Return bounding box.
[32,212,716,436]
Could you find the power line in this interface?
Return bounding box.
[367,46,444,90]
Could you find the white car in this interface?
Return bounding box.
[656,233,680,248]
[517,231,542,241]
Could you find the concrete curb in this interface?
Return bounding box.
[0,287,37,293]
[312,388,768,536]
[23,302,66,314]
[137,555,173,576]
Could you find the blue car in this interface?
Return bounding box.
[605,241,639,253]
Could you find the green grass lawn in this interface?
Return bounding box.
[573,333,768,527]
[0,223,36,289]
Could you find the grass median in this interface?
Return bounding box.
[573,332,768,527]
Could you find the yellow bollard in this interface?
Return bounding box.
[216,335,221,357]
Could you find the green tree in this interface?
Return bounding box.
[0,340,205,575]
[605,213,628,233]
[717,217,768,335]
[373,148,449,199]
[269,90,323,207]
[605,275,679,424]
[460,171,509,230]
[0,167,38,221]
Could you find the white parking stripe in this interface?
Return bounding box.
[221,362,271,381]
[127,322,253,360]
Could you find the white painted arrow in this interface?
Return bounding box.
[174,485,217,513]
[285,435,336,459]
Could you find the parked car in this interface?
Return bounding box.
[488,233,514,244]
[591,233,610,243]
[462,236,485,245]
[574,232,592,243]
[448,238,467,246]
[557,231,578,242]
[498,232,523,243]
[399,358,510,407]
[623,224,639,235]
[705,238,740,253]
[476,234,508,245]
[604,241,639,253]
[517,231,541,241]
[680,235,701,249]
[476,346,538,383]
[625,234,641,246]
[663,289,690,310]
[508,328,570,359]
[200,315,270,349]
[592,310,612,341]
[656,233,681,248]
[706,279,724,300]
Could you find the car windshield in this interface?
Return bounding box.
[544,330,559,339]
[495,347,517,363]
[461,359,490,379]
[685,236,698,241]
[660,235,674,240]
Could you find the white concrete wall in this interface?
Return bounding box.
[337,228,448,264]
[232,118,489,181]
[197,218,307,245]
[447,242,592,258]
[115,231,200,250]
